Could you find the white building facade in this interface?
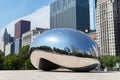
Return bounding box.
[5,42,14,56]
[0,41,4,52]
[22,30,40,47]
[22,28,48,47]
[96,0,120,56]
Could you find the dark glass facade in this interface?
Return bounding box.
[14,39,21,54]
[14,20,31,40]
[50,0,90,32]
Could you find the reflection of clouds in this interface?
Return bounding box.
[48,37,58,42]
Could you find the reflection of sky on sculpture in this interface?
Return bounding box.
[30,28,97,55]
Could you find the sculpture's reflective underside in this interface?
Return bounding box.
[30,28,100,72]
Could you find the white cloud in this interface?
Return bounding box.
[0,5,50,40]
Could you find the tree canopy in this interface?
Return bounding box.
[0,45,35,70]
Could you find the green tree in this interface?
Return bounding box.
[17,45,35,70]
[22,58,35,70]
[98,55,119,69]
[0,51,5,70]
[17,45,30,69]
[4,54,19,70]
[115,56,120,63]
[0,45,35,70]
[18,45,30,60]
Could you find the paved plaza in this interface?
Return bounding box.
[0,70,120,80]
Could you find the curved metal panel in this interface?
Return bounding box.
[30,28,98,57]
[30,28,99,71]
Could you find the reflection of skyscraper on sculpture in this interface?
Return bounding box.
[77,48,84,54]
[64,47,71,53]
[70,45,77,53]
[86,45,98,56]
[87,47,94,55]
[64,46,85,54]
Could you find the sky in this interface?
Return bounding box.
[0,0,54,31]
[0,0,96,39]
[89,0,96,30]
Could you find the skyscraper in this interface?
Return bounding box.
[96,0,120,56]
[50,0,90,32]
[3,28,10,46]
[14,20,31,40]
[5,42,14,56]
[14,20,31,54]
[2,28,13,52]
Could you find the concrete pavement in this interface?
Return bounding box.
[0,70,120,80]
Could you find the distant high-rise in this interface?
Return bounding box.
[14,20,31,40]
[3,28,10,45]
[96,0,120,56]
[50,0,90,32]
[14,20,31,54]
[2,28,13,52]
[5,42,14,56]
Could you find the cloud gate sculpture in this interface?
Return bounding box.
[30,28,100,72]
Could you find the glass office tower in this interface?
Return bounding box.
[14,20,31,54]
[14,20,31,40]
[50,0,90,32]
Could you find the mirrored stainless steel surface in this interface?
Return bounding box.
[29,28,99,71]
[30,28,98,57]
